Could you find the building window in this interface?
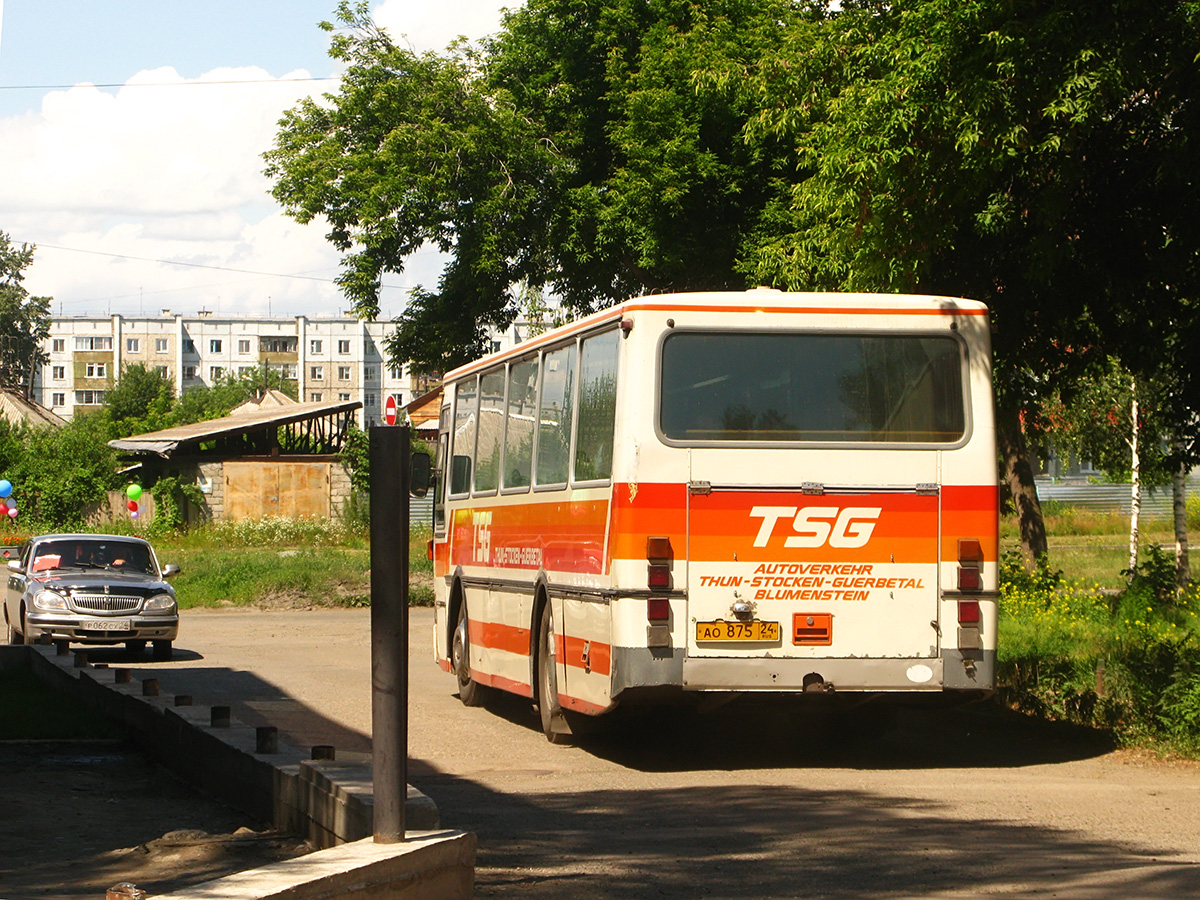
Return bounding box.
[183,339,196,353]
[239,366,254,375]
[51,392,65,407]
[310,365,324,380]
[74,390,105,405]
[310,339,323,354]
[311,392,323,402]
[210,339,222,353]
[126,338,140,352]
[260,337,297,353]
[51,365,65,380]
[52,339,65,352]
[238,339,251,354]
[75,336,112,350]
[210,366,224,380]
[490,341,502,353]
[338,339,351,354]
[337,365,352,381]
[183,366,196,378]
[155,366,168,377]
[85,362,106,378]
[366,393,377,407]
[338,393,351,401]
[366,365,379,382]
[155,338,168,353]
[280,363,298,379]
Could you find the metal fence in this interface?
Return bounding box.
[1036,475,1199,518]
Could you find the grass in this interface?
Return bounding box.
[1000,506,1200,756]
[0,667,124,740]
[155,519,434,609]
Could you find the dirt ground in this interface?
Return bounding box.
[0,741,311,900]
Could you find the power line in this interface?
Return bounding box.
[32,242,339,282]
[0,76,338,92]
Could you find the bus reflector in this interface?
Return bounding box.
[957,567,982,591]
[647,598,671,622]
[793,613,833,645]
[646,536,672,561]
[648,564,671,589]
[958,600,981,624]
[427,539,434,562]
[958,538,983,563]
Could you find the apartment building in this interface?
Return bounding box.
[34,312,424,427]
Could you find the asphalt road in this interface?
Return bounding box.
[113,607,1200,899]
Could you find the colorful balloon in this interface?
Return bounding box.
[0,480,10,499]
[6,507,16,519]
[130,511,139,520]
[126,484,143,501]
[127,500,139,512]
[4,498,14,510]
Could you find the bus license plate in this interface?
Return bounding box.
[695,620,780,642]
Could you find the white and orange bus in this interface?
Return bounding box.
[431,289,998,741]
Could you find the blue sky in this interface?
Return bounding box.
[0,1,513,318]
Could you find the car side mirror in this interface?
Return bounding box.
[410,452,431,498]
[162,564,181,578]
[6,559,22,573]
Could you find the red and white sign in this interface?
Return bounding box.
[384,394,399,426]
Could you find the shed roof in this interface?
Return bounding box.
[108,399,361,458]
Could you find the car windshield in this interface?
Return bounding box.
[30,540,157,577]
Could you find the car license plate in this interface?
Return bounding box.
[695,620,780,642]
[88,618,132,631]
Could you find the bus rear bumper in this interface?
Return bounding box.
[677,652,994,693]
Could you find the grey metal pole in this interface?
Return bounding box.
[369,425,409,843]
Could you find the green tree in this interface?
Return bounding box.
[13,416,119,527]
[265,0,801,372]
[727,0,1200,566]
[0,232,52,398]
[170,365,297,427]
[101,363,176,437]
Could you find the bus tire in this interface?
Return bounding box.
[537,603,571,744]
[453,599,487,707]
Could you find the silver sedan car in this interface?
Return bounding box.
[4,534,180,660]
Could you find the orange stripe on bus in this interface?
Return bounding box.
[475,670,532,698]
[560,634,612,677]
[470,619,531,657]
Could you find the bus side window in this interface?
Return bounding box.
[434,405,450,531]
[450,377,478,496]
[503,357,538,490]
[474,368,506,493]
[535,343,576,487]
[573,329,619,482]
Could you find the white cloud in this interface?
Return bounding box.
[374,0,516,52]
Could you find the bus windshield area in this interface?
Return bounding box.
[660,332,966,444]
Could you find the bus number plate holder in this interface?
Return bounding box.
[695,620,780,642]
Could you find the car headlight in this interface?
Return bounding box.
[143,593,177,614]
[33,590,69,611]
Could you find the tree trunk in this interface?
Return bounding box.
[1128,382,1140,579]
[1174,452,1190,596]
[998,400,1047,569]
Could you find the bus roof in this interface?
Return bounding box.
[444,289,989,382]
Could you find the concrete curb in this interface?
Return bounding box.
[8,642,438,844]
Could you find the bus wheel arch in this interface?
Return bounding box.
[450,579,488,707]
[534,589,572,743]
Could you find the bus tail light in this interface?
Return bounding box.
[427,539,434,562]
[957,538,983,592]
[958,600,981,624]
[646,536,673,590]
[647,597,671,622]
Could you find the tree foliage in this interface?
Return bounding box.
[0,232,52,398]
[266,0,802,372]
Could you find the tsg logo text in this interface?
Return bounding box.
[750,506,882,549]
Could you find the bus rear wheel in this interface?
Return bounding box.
[452,600,487,707]
[537,604,571,744]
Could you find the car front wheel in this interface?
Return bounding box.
[152,640,173,661]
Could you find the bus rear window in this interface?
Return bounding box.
[660,332,966,444]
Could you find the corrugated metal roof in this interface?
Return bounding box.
[108,399,361,457]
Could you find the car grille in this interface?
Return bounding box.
[71,594,143,614]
